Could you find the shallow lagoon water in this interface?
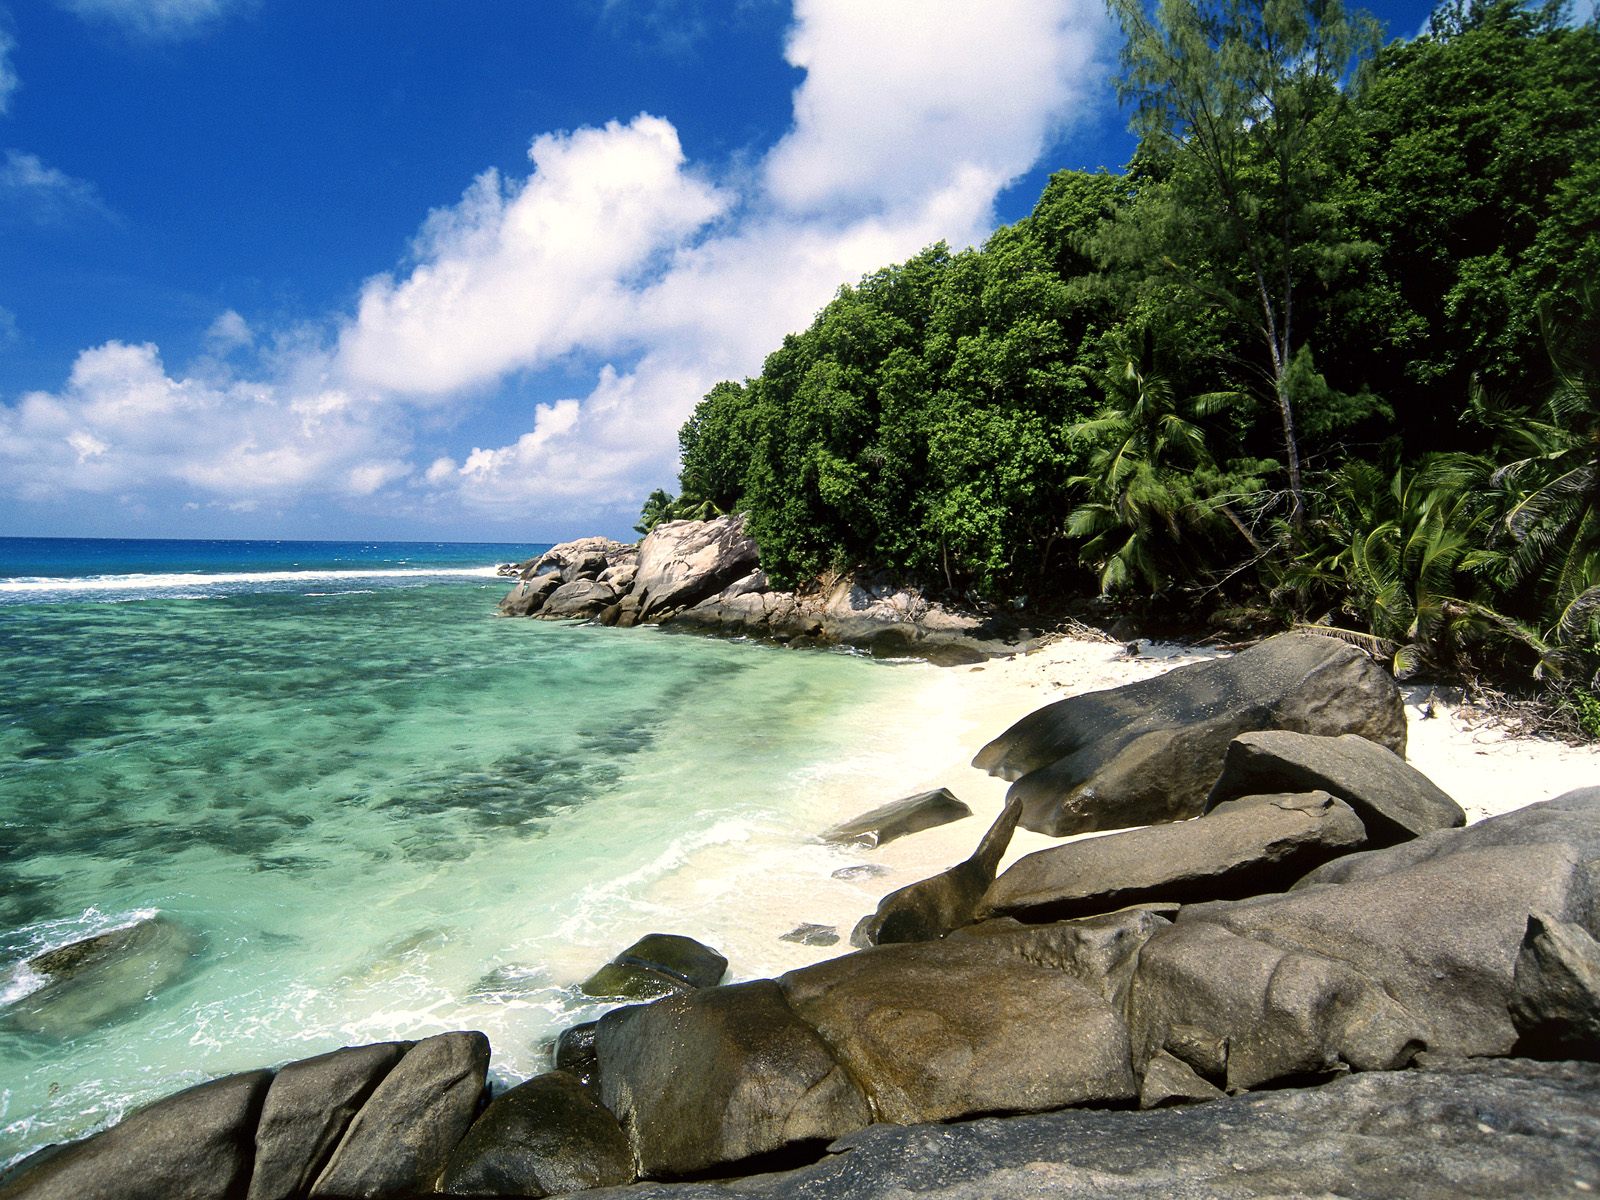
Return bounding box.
[0,543,923,1165]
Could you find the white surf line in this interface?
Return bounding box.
[0,567,505,593]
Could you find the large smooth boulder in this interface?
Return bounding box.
[1128,915,1424,1091]
[310,1031,490,1199]
[946,906,1173,1014]
[0,1070,273,1200]
[978,792,1368,924]
[539,579,621,620]
[821,788,972,848]
[779,936,1136,1125]
[568,1058,1600,1200]
[1130,789,1600,1089]
[439,1071,634,1197]
[972,632,1406,836]
[594,979,871,1179]
[629,516,761,623]
[4,915,204,1039]
[580,933,727,1001]
[1510,911,1600,1060]
[1205,730,1464,846]
[852,798,1021,947]
[247,1042,410,1200]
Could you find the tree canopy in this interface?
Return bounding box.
[650,0,1600,715]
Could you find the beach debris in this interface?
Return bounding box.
[1204,729,1465,847]
[579,933,728,1001]
[973,631,1408,836]
[852,797,1021,948]
[821,788,972,848]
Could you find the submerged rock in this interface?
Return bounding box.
[821,788,972,848]
[973,632,1407,836]
[580,934,728,1001]
[4,915,204,1038]
[779,923,840,947]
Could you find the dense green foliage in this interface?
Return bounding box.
[651,0,1600,695]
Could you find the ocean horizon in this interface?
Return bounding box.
[0,536,927,1167]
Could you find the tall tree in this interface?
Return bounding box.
[1106,0,1381,527]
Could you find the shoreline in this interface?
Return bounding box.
[654,631,1600,985]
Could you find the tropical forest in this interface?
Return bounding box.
[639,0,1600,725]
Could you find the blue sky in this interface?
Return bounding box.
[0,0,1443,543]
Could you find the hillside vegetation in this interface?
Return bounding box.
[643,0,1599,714]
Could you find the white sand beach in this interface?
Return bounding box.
[644,633,1600,986]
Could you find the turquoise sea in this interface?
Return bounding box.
[0,538,925,1166]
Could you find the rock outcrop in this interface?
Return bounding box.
[972,632,1407,835]
[1510,911,1600,1059]
[977,791,1368,924]
[0,1070,273,1200]
[247,1041,411,1200]
[439,1071,633,1197]
[593,980,871,1179]
[497,518,1032,664]
[579,934,728,1001]
[1204,729,1464,846]
[779,936,1138,1125]
[308,1031,490,1198]
[851,797,1021,947]
[821,788,972,848]
[569,1058,1600,1200]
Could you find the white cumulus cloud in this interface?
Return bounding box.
[2,0,1116,532]
[416,0,1111,522]
[0,341,402,504]
[337,115,729,399]
[1,149,113,225]
[55,0,252,40]
[0,27,18,116]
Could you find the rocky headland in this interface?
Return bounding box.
[495,515,1032,665]
[4,630,1600,1199]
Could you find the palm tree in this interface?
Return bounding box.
[1475,288,1600,681]
[1065,325,1240,594]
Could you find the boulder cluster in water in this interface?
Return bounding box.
[5,633,1600,1199]
[495,515,1029,666]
